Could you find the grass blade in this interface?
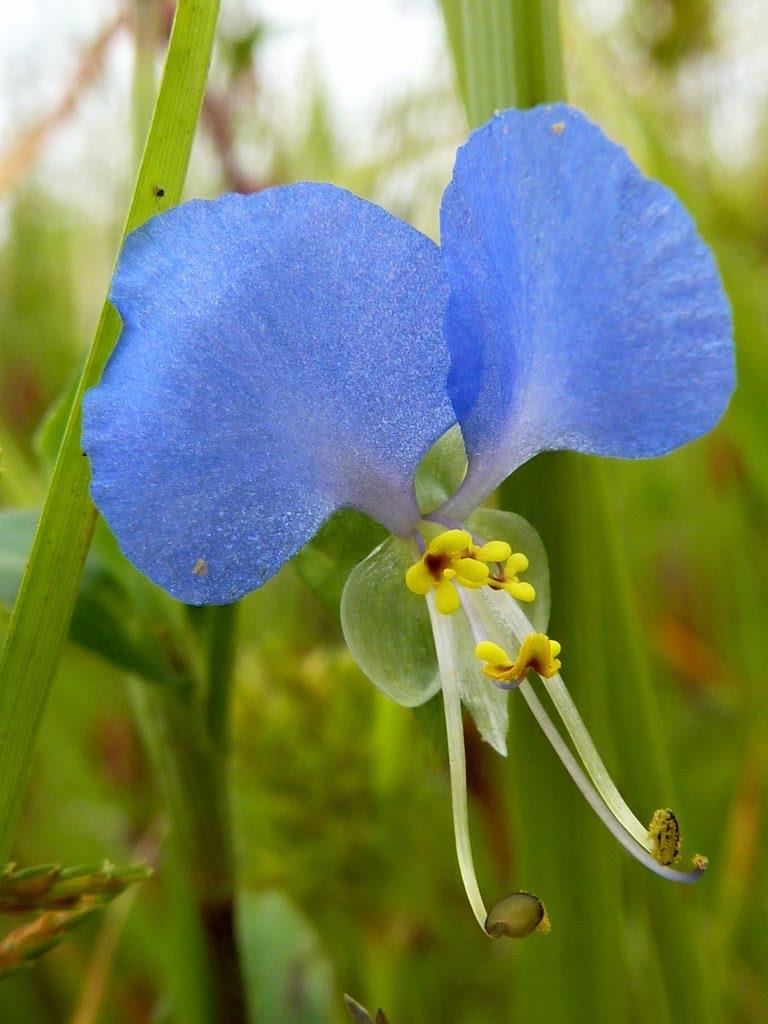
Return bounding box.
[0,0,220,863]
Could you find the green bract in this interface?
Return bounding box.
[414,425,467,514]
[341,536,439,708]
[293,509,386,611]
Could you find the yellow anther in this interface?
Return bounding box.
[405,529,536,614]
[505,552,529,574]
[435,579,461,615]
[486,551,536,602]
[647,809,681,867]
[405,561,432,596]
[475,641,510,667]
[504,580,536,603]
[454,558,490,586]
[473,540,512,563]
[404,529,475,614]
[475,634,561,683]
[428,529,472,556]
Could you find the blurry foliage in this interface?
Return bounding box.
[630,0,715,67]
[0,0,767,1020]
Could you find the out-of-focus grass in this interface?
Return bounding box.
[0,1,766,1020]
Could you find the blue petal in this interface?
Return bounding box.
[439,104,735,515]
[84,185,453,604]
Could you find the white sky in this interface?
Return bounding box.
[0,0,446,211]
[0,0,767,216]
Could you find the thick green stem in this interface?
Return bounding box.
[134,682,246,1024]
[440,2,715,1021]
[129,598,245,1021]
[205,603,239,752]
[130,600,245,1023]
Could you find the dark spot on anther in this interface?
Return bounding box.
[424,552,449,579]
[153,186,165,198]
[648,808,681,866]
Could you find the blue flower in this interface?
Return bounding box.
[83,104,733,934]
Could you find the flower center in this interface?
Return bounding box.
[404,527,536,615]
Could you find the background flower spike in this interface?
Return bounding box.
[0,904,100,979]
[0,859,153,912]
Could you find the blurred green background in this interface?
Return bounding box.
[0,0,766,1021]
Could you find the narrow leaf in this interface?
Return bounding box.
[0,0,220,864]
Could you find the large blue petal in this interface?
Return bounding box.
[84,185,453,604]
[439,104,734,515]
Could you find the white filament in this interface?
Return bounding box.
[460,589,704,884]
[480,588,653,851]
[426,594,488,931]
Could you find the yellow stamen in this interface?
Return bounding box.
[454,558,490,586]
[475,640,510,667]
[405,561,432,595]
[435,579,461,615]
[475,634,562,682]
[428,529,472,555]
[647,808,681,866]
[505,552,529,574]
[473,540,512,563]
[404,529,536,614]
[504,580,536,603]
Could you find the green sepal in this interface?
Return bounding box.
[414,425,467,514]
[293,509,386,611]
[447,596,510,756]
[458,508,550,753]
[340,536,440,708]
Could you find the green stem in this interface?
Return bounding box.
[205,603,239,752]
[439,3,715,1022]
[0,0,220,865]
[441,0,563,125]
[440,6,625,1020]
[134,683,246,1024]
[130,612,244,1018]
